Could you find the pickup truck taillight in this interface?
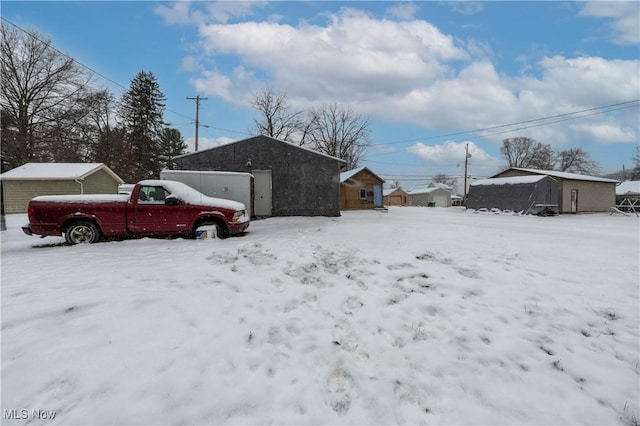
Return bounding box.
[27,205,35,219]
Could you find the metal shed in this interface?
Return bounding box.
[0,163,123,214]
[492,168,618,213]
[173,135,345,217]
[467,175,559,214]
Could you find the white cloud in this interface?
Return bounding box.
[580,1,640,45]
[181,56,200,72]
[184,136,236,154]
[155,1,266,25]
[203,1,267,24]
[407,141,500,172]
[177,6,637,150]
[449,1,485,16]
[154,2,203,25]
[196,9,468,105]
[190,66,257,103]
[385,3,420,21]
[570,121,638,144]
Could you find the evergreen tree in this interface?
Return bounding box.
[120,71,166,180]
[158,127,187,170]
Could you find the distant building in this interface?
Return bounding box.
[340,167,385,210]
[470,168,619,213]
[615,180,640,212]
[383,187,409,206]
[1,163,123,214]
[407,182,453,207]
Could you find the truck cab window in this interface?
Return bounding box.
[139,186,169,204]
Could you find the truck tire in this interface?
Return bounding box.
[216,224,229,239]
[65,221,100,244]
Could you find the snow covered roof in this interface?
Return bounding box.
[0,162,123,183]
[616,180,640,196]
[340,167,385,183]
[175,135,347,164]
[503,168,619,183]
[407,185,453,195]
[471,175,547,187]
[428,182,454,191]
[383,187,406,196]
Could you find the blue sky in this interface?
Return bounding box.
[3,1,639,186]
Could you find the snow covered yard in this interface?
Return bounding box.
[1,207,638,425]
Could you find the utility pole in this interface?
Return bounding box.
[187,95,208,151]
[463,143,471,205]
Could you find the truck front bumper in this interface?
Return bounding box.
[228,221,250,235]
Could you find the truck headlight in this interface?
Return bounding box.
[232,210,245,222]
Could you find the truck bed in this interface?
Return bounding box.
[26,195,130,237]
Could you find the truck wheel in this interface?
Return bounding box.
[216,224,229,239]
[65,221,100,244]
[196,221,228,239]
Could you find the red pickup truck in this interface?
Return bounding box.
[22,180,250,244]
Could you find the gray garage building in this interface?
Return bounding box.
[173,135,346,217]
[471,168,619,214]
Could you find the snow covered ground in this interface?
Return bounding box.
[1,208,638,425]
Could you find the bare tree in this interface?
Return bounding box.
[557,148,600,175]
[500,137,555,169]
[632,146,640,180]
[0,22,94,169]
[250,87,304,144]
[528,143,556,170]
[84,90,139,180]
[305,102,370,169]
[433,173,457,187]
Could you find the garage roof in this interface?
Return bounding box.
[1,163,123,183]
[471,175,548,186]
[496,168,619,183]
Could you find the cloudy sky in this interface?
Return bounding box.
[3,1,639,184]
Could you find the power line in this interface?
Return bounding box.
[1,17,196,125]
[365,103,639,160]
[369,99,639,148]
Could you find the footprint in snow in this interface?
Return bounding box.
[341,296,364,315]
[327,365,354,415]
[387,262,414,271]
[332,323,359,352]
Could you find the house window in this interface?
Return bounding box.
[359,188,368,200]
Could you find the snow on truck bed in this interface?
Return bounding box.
[32,194,130,203]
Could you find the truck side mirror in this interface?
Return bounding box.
[165,197,182,206]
